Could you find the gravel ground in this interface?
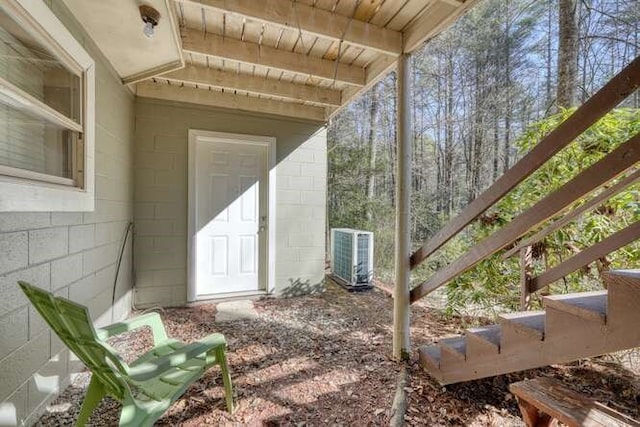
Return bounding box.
[36,280,639,426]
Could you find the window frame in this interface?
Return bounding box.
[0,0,95,212]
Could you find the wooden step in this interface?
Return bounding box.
[543,290,608,363]
[498,311,545,371]
[466,325,501,358]
[543,290,607,324]
[439,336,466,362]
[603,270,640,349]
[418,345,443,383]
[544,303,607,364]
[420,279,640,386]
[500,311,545,341]
[604,269,640,281]
[420,339,500,384]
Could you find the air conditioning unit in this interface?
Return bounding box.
[330,228,374,290]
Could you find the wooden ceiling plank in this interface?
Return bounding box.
[261,23,281,47]
[354,0,385,21]
[137,81,327,121]
[369,0,407,27]
[162,64,342,105]
[403,0,477,53]
[332,0,358,15]
[180,3,204,32]
[175,0,402,55]
[438,0,465,7]
[385,0,430,31]
[242,19,264,44]
[330,53,397,118]
[182,28,366,86]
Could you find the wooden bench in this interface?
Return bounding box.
[509,377,640,427]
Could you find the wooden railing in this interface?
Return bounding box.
[504,168,640,308]
[409,56,640,304]
[528,220,640,292]
[501,169,640,260]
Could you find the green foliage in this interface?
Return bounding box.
[327,0,639,305]
[443,108,640,316]
[328,144,374,228]
[327,119,397,279]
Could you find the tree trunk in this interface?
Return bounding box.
[366,85,380,222]
[503,0,512,173]
[444,53,455,216]
[546,0,553,108]
[470,58,484,203]
[493,112,499,182]
[435,60,444,214]
[557,0,579,108]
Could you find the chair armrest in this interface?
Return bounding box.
[127,333,226,382]
[97,312,168,345]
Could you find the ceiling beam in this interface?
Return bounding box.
[137,82,327,122]
[176,0,402,55]
[403,0,479,53]
[182,29,365,86]
[161,65,342,106]
[328,54,397,119]
[329,0,476,118]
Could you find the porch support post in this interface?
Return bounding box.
[393,52,412,360]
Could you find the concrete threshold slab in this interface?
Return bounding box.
[215,300,259,322]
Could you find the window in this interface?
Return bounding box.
[0,0,95,211]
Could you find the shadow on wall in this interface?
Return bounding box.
[0,349,70,426]
[279,278,326,298]
[136,98,325,169]
[0,285,132,426]
[133,99,328,306]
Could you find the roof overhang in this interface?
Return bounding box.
[63,0,479,122]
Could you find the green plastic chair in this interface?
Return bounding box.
[18,281,234,426]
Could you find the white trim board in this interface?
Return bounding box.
[187,130,277,302]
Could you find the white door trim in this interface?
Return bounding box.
[188,130,276,302]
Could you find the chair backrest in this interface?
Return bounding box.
[18,281,129,399]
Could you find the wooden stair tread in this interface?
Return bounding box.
[466,325,501,349]
[419,283,640,385]
[439,336,467,360]
[418,345,441,378]
[608,269,640,279]
[500,311,545,340]
[544,290,607,323]
[510,377,640,427]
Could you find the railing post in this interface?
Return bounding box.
[519,245,533,310]
[393,52,412,360]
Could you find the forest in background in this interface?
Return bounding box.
[327,0,640,312]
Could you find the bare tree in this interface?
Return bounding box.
[557,0,579,107]
[366,84,380,221]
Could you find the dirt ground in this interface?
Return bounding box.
[37,280,639,426]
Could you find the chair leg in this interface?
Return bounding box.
[216,346,234,413]
[76,375,105,426]
[118,397,157,427]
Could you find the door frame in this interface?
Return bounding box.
[187,129,276,302]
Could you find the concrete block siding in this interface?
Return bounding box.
[276,130,327,297]
[0,1,135,425]
[134,99,327,306]
[0,3,326,425]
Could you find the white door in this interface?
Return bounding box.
[193,136,268,296]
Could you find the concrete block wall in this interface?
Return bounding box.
[275,130,327,297]
[134,98,326,307]
[0,2,135,425]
